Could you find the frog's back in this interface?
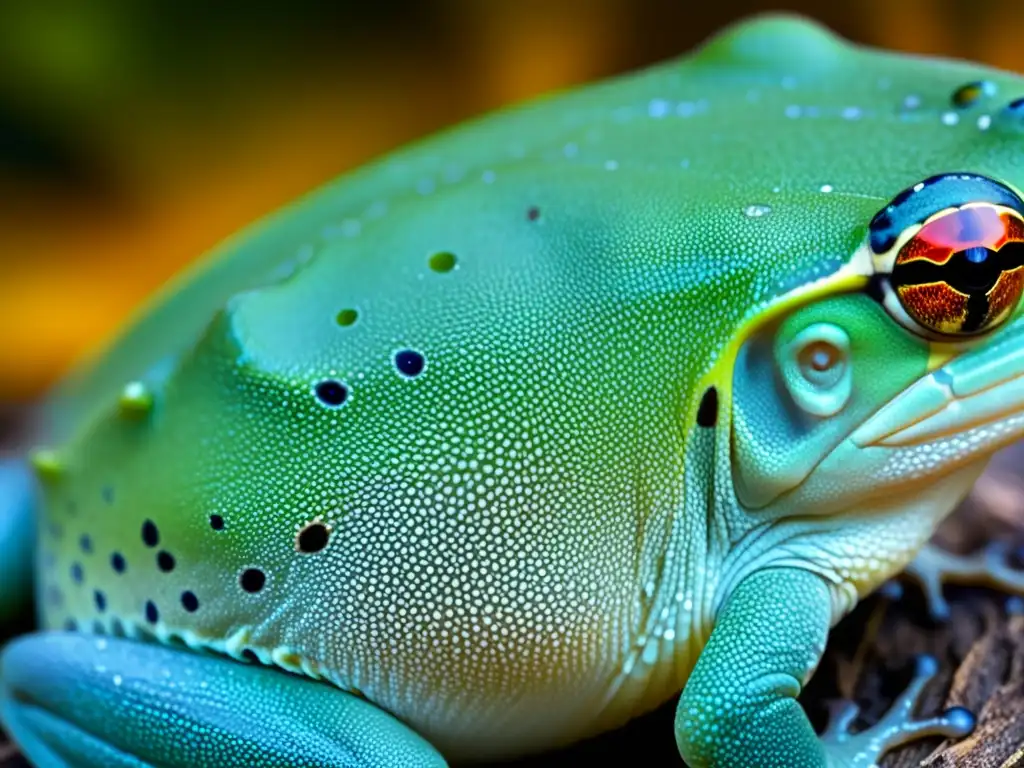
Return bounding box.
[32,15,1024,761]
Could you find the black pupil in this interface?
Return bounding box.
[891,240,1024,332]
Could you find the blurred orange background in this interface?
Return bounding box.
[1,0,1021,420]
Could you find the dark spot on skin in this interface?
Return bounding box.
[157,551,176,572]
[79,534,92,554]
[336,308,358,327]
[70,563,84,584]
[697,387,718,428]
[181,591,199,612]
[64,619,78,632]
[94,590,106,612]
[46,586,63,606]
[111,552,126,573]
[142,520,159,548]
[296,522,331,554]
[240,568,266,593]
[209,514,225,531]
[527,206,540,221]
[1009,97,1024,113]
[394,350,425,377]
[241,649,259,664]
[102,486,114,504]
[865,273,888,304]
[145,600,159,624]
[315,380,348,407]
[428,251,457,273]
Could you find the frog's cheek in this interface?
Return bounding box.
[730,293,932,510]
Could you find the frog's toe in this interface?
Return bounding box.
[821,655,974,768]
[904,542,1024,622]
[0,632,447,768]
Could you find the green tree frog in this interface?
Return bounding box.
[5,13,1024,768]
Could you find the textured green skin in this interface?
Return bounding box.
[5,12,1024,767]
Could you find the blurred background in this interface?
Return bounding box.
[1,0,1023,446]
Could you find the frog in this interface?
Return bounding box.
[5,11,1024,767]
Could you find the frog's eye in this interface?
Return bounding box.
[870,174,1024,337]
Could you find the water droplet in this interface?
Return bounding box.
[977,114,992,130]
[604,160,619,171]
[951,80,997,108]
[647,98,670,118]
[840,106,862,120]
[784,104,801,119]
[744,204,772,218]
[941,111,960,126]
[820,184,834,194]
[902,95,922,110]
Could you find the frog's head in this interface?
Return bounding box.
[726,170,1024,579]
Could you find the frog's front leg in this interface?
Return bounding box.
[0,632,447,768]
[0,458,36,626]
[675,568,972,768]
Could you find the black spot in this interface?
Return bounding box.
[141,520,159,548]
[94,590,106,612]
[181,591,199,612]
[102,486,114,504]
[394,349,425,377]
[241,649,259,664]
[527,206,540,221]
[697,387,718,428]
[145,600,159,623]
[70,563,84,584]
[315,380,348,407]
[297,522,330,554]
[1009,96,1024,111]
[157,551,176,572]
[79,534,92,554]
[111,552,126,573]
[209,514,225,531]
[240,568,266,593]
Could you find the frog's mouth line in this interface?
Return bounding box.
[853,325,1024,447]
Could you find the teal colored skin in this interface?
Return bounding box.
[6,13,1024,767]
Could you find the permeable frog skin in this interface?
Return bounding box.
[4,13,1024,768]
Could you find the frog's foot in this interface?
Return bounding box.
[0,458,35,627]
[0,632,448,768]
[903,542,1024,622]
[820,655,974,768]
